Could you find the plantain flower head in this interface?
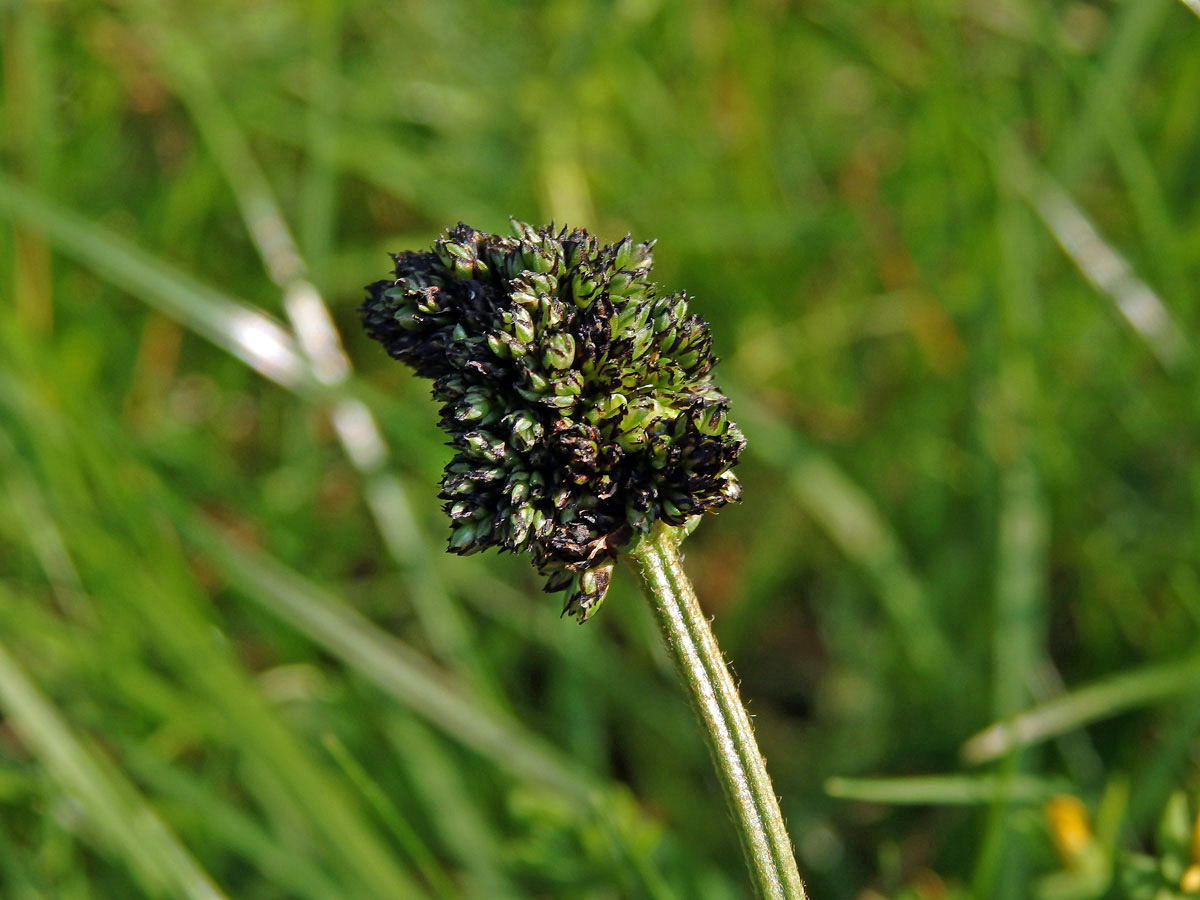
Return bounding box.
[361,221,744,620]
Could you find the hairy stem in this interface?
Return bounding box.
[626,522,807,900]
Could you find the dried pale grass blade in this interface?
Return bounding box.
[1030,177,1190,370]
[0,174,308,390]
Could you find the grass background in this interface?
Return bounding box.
[1,0,1199,897]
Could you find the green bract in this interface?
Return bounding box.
[362,221,744,619]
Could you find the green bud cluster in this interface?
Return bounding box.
[1122,792,1200,900]
[362,221,744,620]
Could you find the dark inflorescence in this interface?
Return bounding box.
[362,221,744,620]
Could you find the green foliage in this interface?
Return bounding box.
[1,0,1200,897]
[1121,792,1200,900]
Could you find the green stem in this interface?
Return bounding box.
[626,523,807,900]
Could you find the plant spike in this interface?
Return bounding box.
[364,220,805,900]
[362,220,744,620]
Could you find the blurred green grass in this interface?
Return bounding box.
[1,0,1199,897]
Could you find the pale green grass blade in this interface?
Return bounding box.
[95,555,432,899]
[1024,172,1191,371]
[96,548,432,899]
[116,741,348,900]
[826,774,1069,806]
[321,732,463,900]
[0,432,89,620]
[973,153,1053,900]
[991,455,1048,718]
[988,139,1191,372]
[1025,661,1103,786]
[963,651,1200,763]
[990,173,1049,722]
[0,617,229,900]
[383,717,521,900]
